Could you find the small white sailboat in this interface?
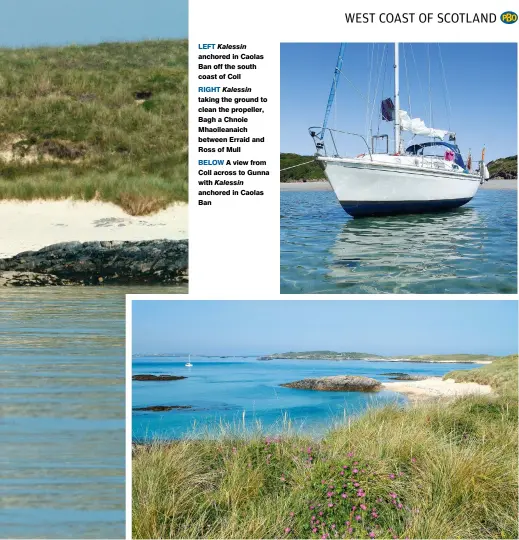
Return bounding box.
[310,43,489,217]
[185,355,193,367]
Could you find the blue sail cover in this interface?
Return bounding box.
[405,141,465,169]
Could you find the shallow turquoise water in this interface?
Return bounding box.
[0,289,126,539]
[280,190,517,294]
[132,357,479,440]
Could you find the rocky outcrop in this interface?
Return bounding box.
[132,374,186,381]
[133,405,192,412]
[0,239,188,285]
[281,375,382,392]
[380,372,429,381]
[0,271,76,287]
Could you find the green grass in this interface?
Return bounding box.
[0,40,187,214]
[133,393,518,538]
[487,156,517,180]
[445,355,518,398]
[280,153,323,182]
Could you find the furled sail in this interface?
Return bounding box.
[398,110,448,139]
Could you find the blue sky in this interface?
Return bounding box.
[281,43,517,162]
[132,300,518,356]
[0,0,187,48]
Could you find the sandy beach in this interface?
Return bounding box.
[0,200,188,258]
[383,377,493,402]
[281,179,517,192]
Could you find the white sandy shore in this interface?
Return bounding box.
[281,179,517,192]
[0,200,188,258]
[383,377,492,402]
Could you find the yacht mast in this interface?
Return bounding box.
[394,42,401,154]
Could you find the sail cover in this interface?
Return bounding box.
[398,110,448,139]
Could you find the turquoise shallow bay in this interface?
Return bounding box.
[280,189,517,294]
[132,356,478,440]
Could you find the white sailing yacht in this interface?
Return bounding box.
[185,355,193,367]
[310,43,489,217]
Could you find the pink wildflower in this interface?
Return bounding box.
[347,452,354,457]
[348,528,353,534]
[289,512,294,517]
[341,493,347,498]
[328,503,334,508]
[369,532,376,538]
[284,527,291,533]
[345,521,350,526]
[340,471,344,476]
[411,457,416,462]
[389,473,395,479]
[319,511,323,516]
[352,469,358,474]
[389,492,397,499]
[312,528,317,533]
[280,476,286,482]
[355,515,361,521]
[331,524,336,529]
[398,503,403,509]
[354,482,360,487]
[327,491,333,497]
[360,504,367,511]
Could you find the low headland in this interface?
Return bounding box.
[132,355,518,539]
[258,351,495,363]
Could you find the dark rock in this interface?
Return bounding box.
[0,271,77,287]
[134,90,153,100]
[0,239,188,285]
[133,405,192,412]
[380,372,429,381]
[132,374,186,381]
[281,375,382,392]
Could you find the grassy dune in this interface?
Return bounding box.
[133,357,518,539]
[445,354,518,398]
[0,40,187,214]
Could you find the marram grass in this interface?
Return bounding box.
[0,40,187,214]
[132,392,518,539]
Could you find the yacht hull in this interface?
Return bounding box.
[320,157,480,218]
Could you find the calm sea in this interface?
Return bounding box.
[280,190,517,294]
[0,288,135,539]
[132,356,478,440]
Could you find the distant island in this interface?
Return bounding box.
[258,351,497,363]
[281,152,517,182]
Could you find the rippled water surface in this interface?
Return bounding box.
[280,190,517,294]
[132,357,478,440]
[0,288,128,539]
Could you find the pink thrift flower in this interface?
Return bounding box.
[353,461,358,465]
[312,528,317,533]
[345,521,350,526]
[319,511,323,516]
[328,503,334,508]
[411,457,417,462]
[280,476,286,482]
[289,512,294,517]
[389,473,395,479]
[398,503,403,509]
[311,515,316,520]
[340,471,344,476]
[341,493,347,498]
[284,527,291,533]
[369,532,376,538]
[347,452,354,457]
[377,498,383,503]
[310,506,314,510]
[360,504,367,511]
[355,515,361,521]
[327,491,333,497]
[354,482,360,487]
[331,524,336,529]
[390,492,397,499]
[352,469,358,474]
[348,528,353,534]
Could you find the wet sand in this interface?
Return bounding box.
[280,179,517,192]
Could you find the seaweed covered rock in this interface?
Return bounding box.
[0,239,188,285]
[132,374,186,381]
[281,375,382,392]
